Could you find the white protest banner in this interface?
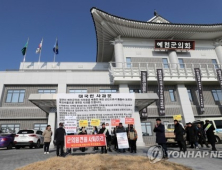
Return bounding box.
[64,116,77,134]
[57,93,135,133]
[116,132,129,149]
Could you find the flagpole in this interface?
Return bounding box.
[53,38,57,63]
[38,38,43,63]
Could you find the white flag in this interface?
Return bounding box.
[36,39,43,54]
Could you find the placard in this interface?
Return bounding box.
[116,132,129,149]
[125,118,134,124]
[111,119,120,126]
[79,120,88,127]
[194,68,204,113]
[64,116,77,133]
[65,134,106,148]
[90,119,100,126]
[173,114,182,121]
[57,93,135,133]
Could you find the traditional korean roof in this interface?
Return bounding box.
[91,8,222,62]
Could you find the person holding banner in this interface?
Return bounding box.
[203,120,217,151]
[128,124,137,153]
[54,123,66,157]
[78,127,87,152]
[92,126,99,151]
[98,123,109,154]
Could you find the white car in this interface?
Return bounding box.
[14,129,44,149]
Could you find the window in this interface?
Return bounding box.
[6,90,25,103]
[141,122,152,136]
[212,90,222,101]
[214,120,222,129]
[69,89,87,93]
[1,124,20,133]
[169,90,176,102]
[212,59,219,69]
[162,58,169,68]
[178,59,185,68]
[34,124,47,131]
[129,89,141,93]
[36,131,43,135]
[38,89,56,94]
[126,57,131,68]
[100,89,117,93]
[187,89,193,102]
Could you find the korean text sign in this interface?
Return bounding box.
[65,134,106,148]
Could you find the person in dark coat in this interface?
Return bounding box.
[203,120,217,151]
[54,123,66,157]
[128,124,137,153]
[174,120,186,152]
[197,124,209,148]
[98,123,109,154]
[78,127,87,152]
[116,123,126,153]
[92,126,99,151]
[185,122,198,149]
[153,118,168,158]
[113,127,118,151]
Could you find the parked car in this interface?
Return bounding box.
[14,129,44,149]
[0,133,15,149]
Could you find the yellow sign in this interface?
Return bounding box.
[90,119,100,126]
[79,120,88,127]
[173,114,182,121]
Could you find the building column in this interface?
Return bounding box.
[0,83,4,107]
[48,108,56,149]
[58,84,66,93]
[119,84,129,93]
[177,84,195,123]
[133,107,145,146]
[214,39,222,64]
[112,36,124,68]
[168,50,178,68]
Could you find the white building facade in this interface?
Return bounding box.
[0,8,222,145]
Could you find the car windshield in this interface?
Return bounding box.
[0,134,10,137]
[18,130,34,134]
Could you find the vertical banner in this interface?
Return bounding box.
[140,71,148,118]
[157,69,165,116]
[194,68,204,113]
[216,69,222,90]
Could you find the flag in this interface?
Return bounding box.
[21,41,28,56]
[36,39,43,54]
[53,39,59,54]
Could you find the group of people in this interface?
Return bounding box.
[153,118,217,159]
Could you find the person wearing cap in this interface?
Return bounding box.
[185,122,199,149]
[98,123,110,154]
[174,120,186,152]
[203,120,217,151]
[128,124,137,153]
[153,118,168,158]
[54,123,66,157]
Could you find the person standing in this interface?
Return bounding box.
[54,123,66,157]
[128,124,137,153]
[116,123,126,153]
[197,124,209,148]
[105,123,112,152]
[92,126,99,151]
[43,125,52,154]
[153,118,168,158]
[78,127,87,152]
[98,123,109,154]
[185,122,199,149]
[203,120,217,151]
[174,120,186,152]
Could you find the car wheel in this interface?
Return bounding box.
[16,146,20,149]
[215,136,221,144]
[35,140,40,148]
[7,143,13,150]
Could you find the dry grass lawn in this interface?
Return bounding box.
[17,154,191,170]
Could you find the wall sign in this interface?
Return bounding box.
[155,40,195,50]
[157,69,165,116]
[194,68,204,113]
[216,69,222,90]
[140,71,148,118]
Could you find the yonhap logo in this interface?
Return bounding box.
[147,145,163,163]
